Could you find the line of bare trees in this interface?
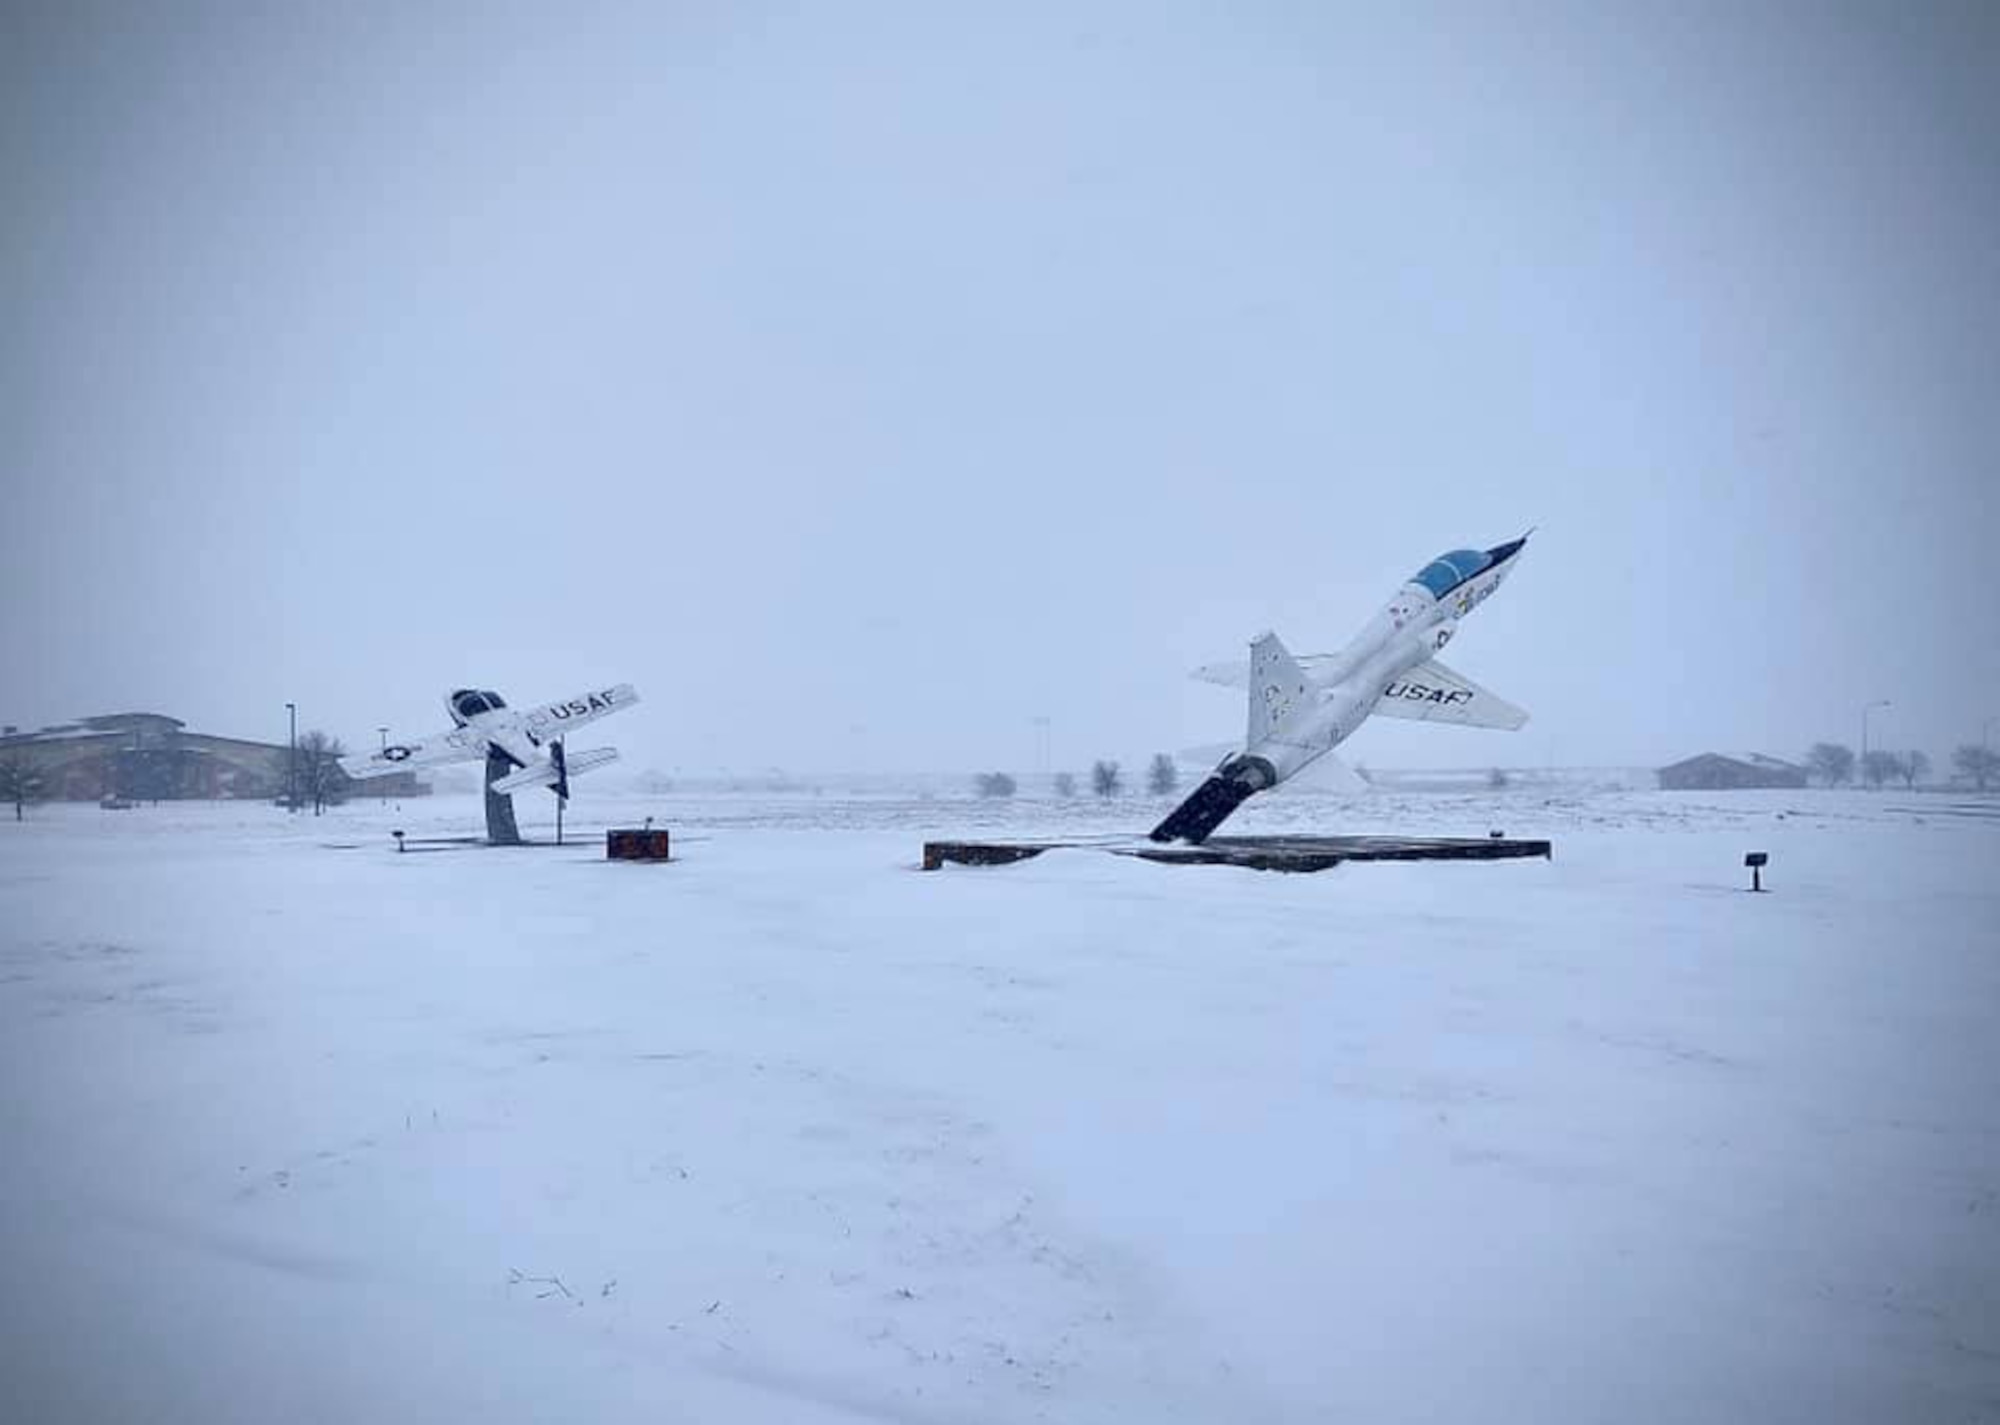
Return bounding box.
[1804,741,1997,791]
[969,754,1182,800]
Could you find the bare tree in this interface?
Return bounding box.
[296,731,348,815]
[1052,771,1077,798]
[1804,742,1856,788]
[1146,753,1178,796]
[1896,750,1931,790]
[973,771,1017,799]
[0,755,41,821]
[1859,749,1900,790]
[1091,759,1122,798]
[1952,743,2000,792]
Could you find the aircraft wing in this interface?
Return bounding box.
[520,683,641,741]
[340,728,485,780]
[1371,659,1528,730]
[1189,654,1340,689]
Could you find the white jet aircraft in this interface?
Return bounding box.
[339,684,641,798]
[1153,536,1531,843]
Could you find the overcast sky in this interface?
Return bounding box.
[4,2,1996,777]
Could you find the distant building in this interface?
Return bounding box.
[1657,752,1807,791]
[0,712,427,803]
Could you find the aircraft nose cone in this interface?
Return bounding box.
[1485,534,1529,564]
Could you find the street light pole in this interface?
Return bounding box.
[1860,699,1890,790]
[285,701,298,813]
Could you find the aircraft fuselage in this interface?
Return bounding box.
[1151,536,1529,843]
[441,685,631,771]
[1233,536,1526,789]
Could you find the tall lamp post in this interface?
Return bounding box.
[285,701,298,813]
[1860,699,1890,790]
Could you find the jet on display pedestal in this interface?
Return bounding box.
[340,683,641,800]
[1153,536,1532,844]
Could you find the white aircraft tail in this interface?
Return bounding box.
[491,747,620,796]
[1247,631,1314,745]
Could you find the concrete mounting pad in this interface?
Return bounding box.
[388,835,581,854]
[920,833,1553,873]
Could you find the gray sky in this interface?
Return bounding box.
[5,2,1996,775]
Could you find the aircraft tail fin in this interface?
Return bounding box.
[1247,631,1313,745]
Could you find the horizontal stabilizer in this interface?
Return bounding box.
[1372,659,1528,730]
[1175,741,1239,769]
[1191,652,1339,690]
[491,747,620,795]
[1289,752,1372,794]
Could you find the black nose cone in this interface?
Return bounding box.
[1485,534,1529,565]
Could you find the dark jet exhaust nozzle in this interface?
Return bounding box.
[1148,755,1277,844]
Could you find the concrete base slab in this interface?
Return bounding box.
[921,832,1553,873]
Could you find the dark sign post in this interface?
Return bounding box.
[552,739,568,846]
[1744,851,1769,893]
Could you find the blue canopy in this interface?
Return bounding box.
[1411,549,1493,598]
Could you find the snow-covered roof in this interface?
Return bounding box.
[79,713,186,732]
[1659,751,1804,773]
[0,725,122,745]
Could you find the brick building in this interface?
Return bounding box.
[0,712,426,803]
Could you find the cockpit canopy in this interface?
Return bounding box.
[449,689,508,721]
[1410,549,1494,599]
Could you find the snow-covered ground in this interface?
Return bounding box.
[3,789,1996,1423]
